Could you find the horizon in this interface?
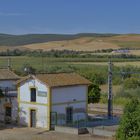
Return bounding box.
[1,0,140,34]
[0,32,140,36]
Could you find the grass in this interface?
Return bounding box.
[0,56,139,106]
[72,61,140,67]
[0,56,110,71]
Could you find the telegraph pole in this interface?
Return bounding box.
[7,57,11,70]
[108,59,113,119]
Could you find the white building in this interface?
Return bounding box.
[17,73,91,130]
[0,69,20,123]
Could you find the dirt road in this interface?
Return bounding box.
[0,127,114,140]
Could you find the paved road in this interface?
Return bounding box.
[0,127,114,140]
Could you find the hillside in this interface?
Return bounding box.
[0,33,140,52]
[21,37,120,51]
[0,33,117,46]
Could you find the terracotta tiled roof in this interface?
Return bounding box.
[17,73,91,87]
[36,73,91,87]
[16,75,31,85]
[0,69,20,80]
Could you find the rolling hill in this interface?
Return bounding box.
[0,33,117,46]
[0,33,140,52]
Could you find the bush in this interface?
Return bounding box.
[116,98,140,140]
[88,84,101,103]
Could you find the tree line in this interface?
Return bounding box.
[1,49,140,59]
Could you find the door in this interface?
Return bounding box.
[30,109,36,127]
[50,112,57,129]
[66,107,73,124]
[5,106,12,123]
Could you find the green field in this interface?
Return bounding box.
[1,56,140,106]
[1,56,140,70]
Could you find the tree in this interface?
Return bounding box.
[88,84,101,103]
[22,63,36,75]
[116,98,140,140]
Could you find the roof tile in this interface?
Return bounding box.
[0,69,20,80]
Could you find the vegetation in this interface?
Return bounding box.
[0,49,140,58]
[0,55,140,106]
[123,77,140,89]
[116,98,140,140]
[88,84,101,103]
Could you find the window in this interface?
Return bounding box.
[31,88,36,102]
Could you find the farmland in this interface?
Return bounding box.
[1,34,140,53]
[1,33,140,107]
[0,56,140,107]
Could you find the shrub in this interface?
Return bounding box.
[88,84,101,103]
[116,98,140,140]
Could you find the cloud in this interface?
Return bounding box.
[0,12,25,16]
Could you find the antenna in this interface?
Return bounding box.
[108,59,113,119]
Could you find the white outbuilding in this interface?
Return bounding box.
[17,73,91,130]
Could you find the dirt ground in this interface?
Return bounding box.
[0,127,114,140]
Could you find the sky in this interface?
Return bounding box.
[0,0,140,34]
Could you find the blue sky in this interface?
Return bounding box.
[0,0,140,34]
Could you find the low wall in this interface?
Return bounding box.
[55,126,88,135]
[87,127,116,137]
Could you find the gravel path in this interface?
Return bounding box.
[0,127,114,140]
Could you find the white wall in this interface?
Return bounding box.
[52,85,87,104]
[52,102,87,125]
[18,78,49,128]
[19,103,48,128]
[51,85,87,124]
[19,79,48,104]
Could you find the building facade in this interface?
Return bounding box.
[0,69,20,123]
[17,73,91,130]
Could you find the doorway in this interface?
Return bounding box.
[30,109,36,127]
[66,107,73,124]
[50,112,57,129]
[5,106,12,123]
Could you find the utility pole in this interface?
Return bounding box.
[108,59,113,119]
[7,57,11,70]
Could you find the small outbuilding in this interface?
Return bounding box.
[0,69,20,123]
[17,73,91,130]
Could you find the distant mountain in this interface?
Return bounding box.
[0,33,118,46]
